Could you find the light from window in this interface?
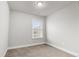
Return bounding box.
[32,19,43,39]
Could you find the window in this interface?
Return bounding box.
[32,19,43,39]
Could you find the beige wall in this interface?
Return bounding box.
[0,1,9,57]
[8,11,46,48]
[46,2,79,56]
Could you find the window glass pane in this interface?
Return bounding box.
[32,19,43,39]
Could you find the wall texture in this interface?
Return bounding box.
[0,2,9,57]
[46,2,79,56]
[8,11,46,48]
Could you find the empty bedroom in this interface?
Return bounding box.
[0,0,79,57]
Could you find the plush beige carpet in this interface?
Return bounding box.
[5,44,74,57]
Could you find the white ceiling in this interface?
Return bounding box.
[8,1,74,16]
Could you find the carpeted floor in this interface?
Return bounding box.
[5,44,74,57]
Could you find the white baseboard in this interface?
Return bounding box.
[8,42,45,49]
[3,48,8,57]
[46,42,79,57]
[7,42,79,57]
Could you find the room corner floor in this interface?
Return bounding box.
[5,44,74,57]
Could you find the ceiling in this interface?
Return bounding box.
[8,1,74,16]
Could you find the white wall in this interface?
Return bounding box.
[46,2,79,56]
[8,11,46,48]
[0,2,9,57]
